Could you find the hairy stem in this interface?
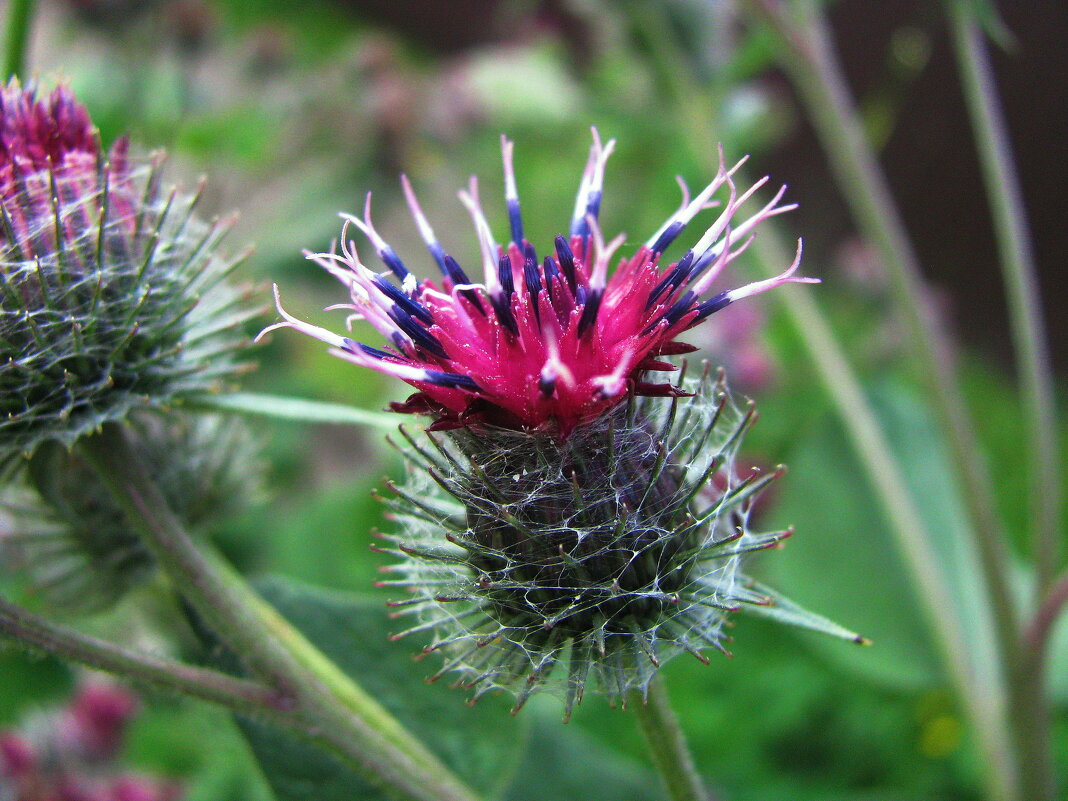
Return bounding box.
[947,0,1061,588]
[741,0,1019,673]
[79,423,480,801]
[632,675,711,801]
[3,0,33,79]
[0,595,288,716]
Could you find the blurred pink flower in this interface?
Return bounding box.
[265,131,813,434]
[62,682,140,761]
[0,732,36,777]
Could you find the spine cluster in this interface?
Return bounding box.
[377,368,790,718]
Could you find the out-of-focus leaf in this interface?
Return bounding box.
[191,392,397,429]
[760,380,1003,695]
[231,576,526,801]
[0,649,71,723]
[463,45,584,124]
[125,703,274,801]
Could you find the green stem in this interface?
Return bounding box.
[79,423,480,801]
[947,0,1061,589]
[741,0,1019,671]
[1014,569,1068,800]
[631,675,711,801]
[202,547,454,772]
[1025,570,1068,656]
[0,595,288,717]
[3,0,33,79]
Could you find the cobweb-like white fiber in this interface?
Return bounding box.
[377,366,791,718]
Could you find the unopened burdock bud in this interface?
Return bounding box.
[1,411,265,612]
[0,80,255,464]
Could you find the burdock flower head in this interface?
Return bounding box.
[0,80,253,463]
[265,131,862,717]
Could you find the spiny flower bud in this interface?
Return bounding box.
[1,412,264,612]
[0,80,254,464]
[265,131,862,715]
[379,368,796,718]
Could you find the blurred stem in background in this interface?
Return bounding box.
[947,5,1063,799]
[3,0,33,79]
[624,0,1068,799]
[0,597,291,716]
[737,0,1019,679]
[945,0,1062,590]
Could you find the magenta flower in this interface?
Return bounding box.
[0,79,100,175]
[264,130,813,433]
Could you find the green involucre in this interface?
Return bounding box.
[0,157,255,463]
[378,369,855,719]
[1,411,265,612]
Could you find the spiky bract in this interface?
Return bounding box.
[0,82,253,462]
[378,369,794,717]
[0,412,264,612]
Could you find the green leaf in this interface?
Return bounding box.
[503,699,661,801]
[0,648,72,724]
[231,576,526,801]
[190,392,398,430]
[759,380,1002,693]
